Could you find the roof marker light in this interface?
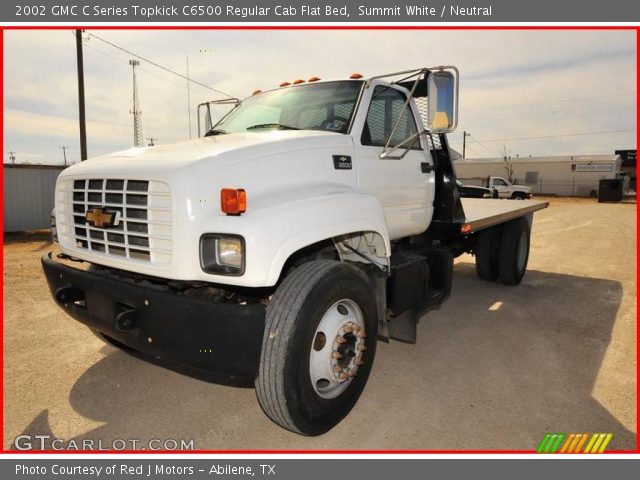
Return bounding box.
[350,73,363,79]
[293,79,305,84]
[308,76,321,82]
[279,81,291,87]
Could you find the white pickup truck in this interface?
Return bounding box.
[44,67,547,436]
[463,175,533,200]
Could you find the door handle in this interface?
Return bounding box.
[421,162,433,173]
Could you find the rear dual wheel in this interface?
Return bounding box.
[475,218,530,285]
[255,260,377,436]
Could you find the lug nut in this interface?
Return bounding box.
[333,365,343,372]
[332,351,343,359]
[338,372,349,381]
[336,336,346,344]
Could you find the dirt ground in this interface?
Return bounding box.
[3,198,637,451]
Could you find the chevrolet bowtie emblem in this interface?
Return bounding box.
[85,207,119,228]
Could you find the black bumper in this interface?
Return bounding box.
[41,253,265,387]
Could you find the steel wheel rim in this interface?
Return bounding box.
[517,229,528,272]
[309,299,366,399]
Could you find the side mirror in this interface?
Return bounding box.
[427,68,459,133]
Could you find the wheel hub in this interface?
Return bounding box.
[309,300,366,399]
[330,322,365,380]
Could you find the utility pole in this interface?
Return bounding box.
[129,59,144,147]
[186,56,192,139]
[147,137,157,147]
[8,151,16,165]
[462,131,471,159]
[59,146,68,166]
[76,30,88,161]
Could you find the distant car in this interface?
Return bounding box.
[456,180,494,198]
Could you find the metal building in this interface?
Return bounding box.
[454,154,624,197]
[3,164,65,232]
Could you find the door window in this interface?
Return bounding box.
[361,86,421,150]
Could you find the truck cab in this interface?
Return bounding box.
[43,67,547,436]
[486,176,532,199]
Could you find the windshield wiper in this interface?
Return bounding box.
[246,123,300,131]
[204,128,228,136]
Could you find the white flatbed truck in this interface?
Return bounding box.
[44,67,548,436]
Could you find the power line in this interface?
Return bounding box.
[83,42,214,94]
[86,32,233,98]
[470,136,504,158]
[465,92,633,109]
[473,129,634,144]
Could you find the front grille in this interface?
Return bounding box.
[56,178,172,264]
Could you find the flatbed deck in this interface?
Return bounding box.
[460,198,549,233]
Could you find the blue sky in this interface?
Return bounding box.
[3,30,636,165]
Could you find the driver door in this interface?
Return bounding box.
[355,85,434,239]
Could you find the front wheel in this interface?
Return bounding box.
[255,260,377,436]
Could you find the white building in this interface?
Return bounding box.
[454,154,624,197]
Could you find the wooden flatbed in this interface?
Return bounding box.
[459,198,549,233]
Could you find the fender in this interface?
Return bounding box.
[245,186,391,286]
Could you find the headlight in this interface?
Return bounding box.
[200,234,245,275]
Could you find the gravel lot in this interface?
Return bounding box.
[3,197,637,451]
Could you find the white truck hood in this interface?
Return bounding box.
[59,130,351,178]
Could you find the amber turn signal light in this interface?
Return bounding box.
[221,188,247,215]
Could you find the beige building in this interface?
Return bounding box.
[454,154,623,197]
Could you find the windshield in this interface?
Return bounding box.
[212,81,364,135]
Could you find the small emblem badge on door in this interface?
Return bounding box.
[333,155,352,170]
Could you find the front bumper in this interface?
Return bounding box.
[41,253,265,387]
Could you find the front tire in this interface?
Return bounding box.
[255,260,377,436]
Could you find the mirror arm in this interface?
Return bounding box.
[196,98,241,137]
[379,130,424,160]
[380,71,426,159]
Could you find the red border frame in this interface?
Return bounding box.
[0,24,638,455]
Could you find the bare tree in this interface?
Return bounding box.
[502,145,515,183]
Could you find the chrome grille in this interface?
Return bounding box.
[56,178,172,264]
